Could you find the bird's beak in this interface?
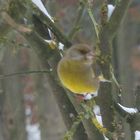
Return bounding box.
[86,52,95,60]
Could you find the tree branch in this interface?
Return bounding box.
[3,3,104,138]
[32,6,72,47]
[135,85,140,112]
[24,30,88,140]
[108,0,131,39]
[2,1,87,139]
[68,0,85,40]
[97,0,132,133]
[1,12,31,33]
[83,0,99,39]
[0,70,51,79]
[113,99,140,131]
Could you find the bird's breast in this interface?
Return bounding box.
[57,60,99,94]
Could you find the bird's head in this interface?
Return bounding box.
[65,44,95,65]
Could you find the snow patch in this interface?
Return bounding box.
[107,4,115,19]
[32,0,53,21]
[26,123,41,140]
[25,107,32,116]
[135,131,140,140]
[84,94,93,100]
[93,105,100,116]
[58,42,64,50]
[118,103,138,114]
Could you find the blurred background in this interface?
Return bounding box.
[0,0,140,140]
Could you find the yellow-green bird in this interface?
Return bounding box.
[57,44,100,94]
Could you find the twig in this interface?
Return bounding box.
[1,12,31,33]
[32,6,72,47]
[0,70,51,79]
[63,113,85,140]
[68,1,85,40]
[110,65,122,93]
[83,0,99,39]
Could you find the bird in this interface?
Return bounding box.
[57,44,100,95]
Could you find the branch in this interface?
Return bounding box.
[81,101,115,140]
[83,0,99,39]
[63,113,85,140]
[96,2,114,132]
[0,14,11,36]
[23,29,90,140]
[97,0,132,132]
[67,94,105,140]
[0,0,27,35]
[108,0,131,39]
[3,3,91,139]
[68,1,85,40]
[3,1,87,139]
[98,82,114,131]
[32,5,72,47]
[1,12,31,34]
[32,14,52,40]
[0,70,51,79]
[4,0,133,139]
[135,85,140,112]
[113,100,140,132]
[30,8,108,138]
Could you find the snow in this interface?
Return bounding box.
[93,106,109,140]
[96,115,103,125]
[93,105,103,125]
[135,131,140,140]
[58,42,64,50]
[93,105,100,116]
[94,114,109,140]
[44,40,56,45]
[107,4,115,19]
[93,105,103,126]
[31,0,66,52]
[83,91,98,100]
[104,135,109,140]
[26,123,41,140]
[69,113,74,118]
[32,0,53,21]
[118,103,138,114]
[32,0,55,42]
[84,94,93,100]
[25,107,32,116]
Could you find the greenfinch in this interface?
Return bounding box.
[57,44,100,94]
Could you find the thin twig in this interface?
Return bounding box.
[63,113,85,140]
[32,7,72,47]
[1,12,31,33]
[68,1,85,40]
[83,0,99,39]
[110,65,122,93]
[0,70,52,79]
[108,0,131,39]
